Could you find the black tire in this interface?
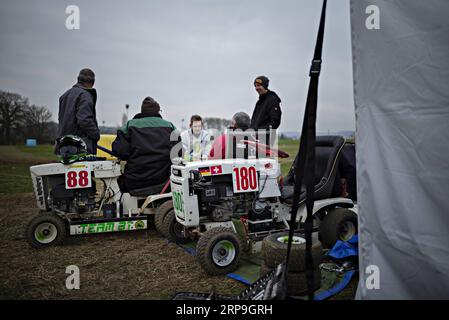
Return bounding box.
[260,263,321,296]
[25,213,68,249]
[196,227,242,276]
[319,208,358,249]
[161,210,191,244]
[154,200,173,236]
[261,232,323,272]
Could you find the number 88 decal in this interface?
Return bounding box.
[67,170,89,188]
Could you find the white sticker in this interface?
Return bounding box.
[232,165,259,193]
[65,163,92,189]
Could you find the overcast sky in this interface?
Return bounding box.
[0,0,355,132]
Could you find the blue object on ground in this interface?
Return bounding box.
[311,234,359,300]
[227,273,252,285]
[328,234,358,259]
[26,139,37,147]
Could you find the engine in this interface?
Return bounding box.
[194,175,274,231]
[50,182,96,214]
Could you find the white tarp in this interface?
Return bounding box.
[350,0,449,299]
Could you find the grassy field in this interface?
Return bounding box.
[278,139,299,176]
[0,144,57,194]
[0,144,56,164]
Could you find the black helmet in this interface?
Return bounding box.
[55,135,88,164]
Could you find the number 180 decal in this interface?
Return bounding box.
[232,165,258,193]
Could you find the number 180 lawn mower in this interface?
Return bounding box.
[155,132,358,275]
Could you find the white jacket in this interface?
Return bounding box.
[181,129,211,161]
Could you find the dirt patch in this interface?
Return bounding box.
[0,193,358,300]
[0,193,246,299]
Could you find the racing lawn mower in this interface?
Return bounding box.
[25,135,171,248]
[157,132,358,275]
[171,0,352,300]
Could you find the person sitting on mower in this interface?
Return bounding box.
[112,97,176,192]
[209,112,253,160]
[181,114,211,161]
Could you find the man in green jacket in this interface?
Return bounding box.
[112,97,176,192]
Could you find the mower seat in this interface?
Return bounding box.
[128,182,169,197]
[281,136,345,205]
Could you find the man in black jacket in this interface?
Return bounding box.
[112,97,176,192]
[250,75,282,130]
[58,68,100,154]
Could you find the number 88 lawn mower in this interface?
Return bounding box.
[158,134,358,276]
[25,135,172,248]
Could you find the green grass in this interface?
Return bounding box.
[0,144,56,164]
[0,144,56,194]
[278,139,299,176]
[0,164,33,193]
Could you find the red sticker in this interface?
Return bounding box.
[210,165,222,175]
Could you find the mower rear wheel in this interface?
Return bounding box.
[319,208,358,249]
[26,213,68,249]
[161,210,191,244]
[196,227,242,276]
[154,200,173,236]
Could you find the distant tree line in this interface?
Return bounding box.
[0,90,57,145]
[0,90,127,145]
[202,117,231,132]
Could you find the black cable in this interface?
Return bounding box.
[252,175,269,214]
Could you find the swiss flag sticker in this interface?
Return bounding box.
[210,165,222,175]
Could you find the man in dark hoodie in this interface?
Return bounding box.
[250,75,282,130]
[58,68,100,154]
[112,97,176,192]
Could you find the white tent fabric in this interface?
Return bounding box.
[350,0,449,299]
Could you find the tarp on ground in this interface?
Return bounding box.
[350,0,449,299]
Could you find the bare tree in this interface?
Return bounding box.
[0,91,28,144]
[21,105,53,143]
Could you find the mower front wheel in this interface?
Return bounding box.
[161,210,191,244]
[196,227,242,276]
[26,213,68,249]
[154,200,173,236]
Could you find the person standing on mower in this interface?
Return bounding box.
[250,75,282,130]
[181,115,211,161]
[209,112,251,159]
[112,97,176,192]
[57,68,100,154]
